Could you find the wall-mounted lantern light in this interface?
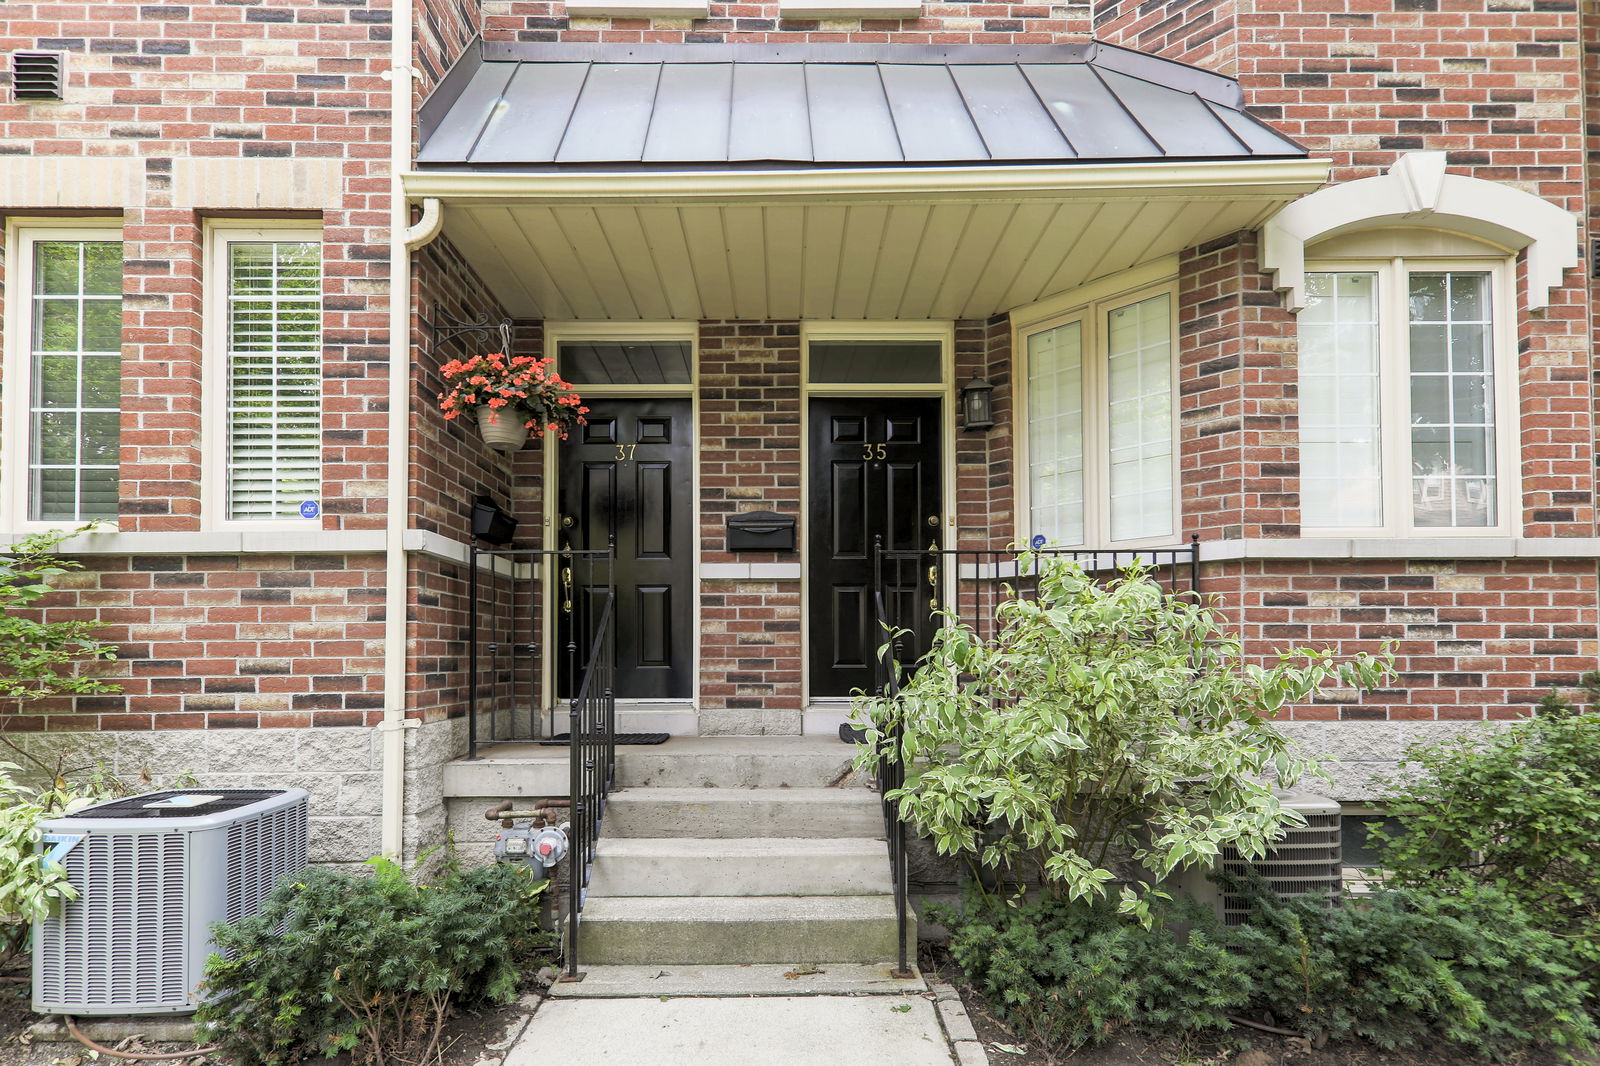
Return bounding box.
[960,375,995,433]
[471,494,518,546]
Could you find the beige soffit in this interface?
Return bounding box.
[402,158,1330,321]
[170,157,344,211]
[1261,150,1581,311]
[0,157,141,209]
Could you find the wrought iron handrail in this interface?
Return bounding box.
[562,591,616,982]
[870,577,912,978]
[869,535,1202,975]
[465,545,613,761]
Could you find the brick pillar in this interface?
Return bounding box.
[698,321,803,735]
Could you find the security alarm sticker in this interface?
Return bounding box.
[300,500,320,519]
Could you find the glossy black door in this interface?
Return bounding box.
[558,398,693,699]
[808,397,942,697]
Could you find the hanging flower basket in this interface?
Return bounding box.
[475,405,531,452]
[438,352,589,454]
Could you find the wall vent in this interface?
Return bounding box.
[12,51,65,101]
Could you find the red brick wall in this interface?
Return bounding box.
[483,0,1090,45]
[1233,559,1599,721]
[2,553,388,733]
[1092,0,1237,74]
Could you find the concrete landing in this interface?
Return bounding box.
[547,963,924,998]
[501,995,959,1066]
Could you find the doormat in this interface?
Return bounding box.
[538,732,670,746]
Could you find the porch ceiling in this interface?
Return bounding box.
[404,160,1328,321]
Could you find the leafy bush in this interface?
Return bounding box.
[0,746,129,968]
[199,857,550,1066]
[938,880,1598,1060]
[1373,701,1600,977]
[854,558,1391,918]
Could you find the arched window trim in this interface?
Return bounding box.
[1262,151,1579,312]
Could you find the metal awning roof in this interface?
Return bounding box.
[416,42,1305,169]
[406,42,1325,321]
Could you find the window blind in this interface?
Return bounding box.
[225,240,322,520]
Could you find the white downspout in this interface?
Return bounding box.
[378,0,426,860]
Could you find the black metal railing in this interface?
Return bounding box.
[868,535,1202,970]
[563,592,616,981]
[465,545,613,760]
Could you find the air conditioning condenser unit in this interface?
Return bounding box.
[1174,790,1342,926]
[32,787,309,1016]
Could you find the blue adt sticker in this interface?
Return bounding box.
[299,500,320,519]
[1030,534,1047,549]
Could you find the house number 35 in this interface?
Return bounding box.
[614,443,638,461]
[860,442,887,459]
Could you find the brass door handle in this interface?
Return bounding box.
[561,566,573,614]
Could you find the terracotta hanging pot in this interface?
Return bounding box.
[476,405,531,453]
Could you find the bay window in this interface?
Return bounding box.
[1298,258,1512,535]
[1023,285,1177,547]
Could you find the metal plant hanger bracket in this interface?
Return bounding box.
[433,302,514,355]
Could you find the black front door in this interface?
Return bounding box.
[558,398,693,699]
[808,397,942,697]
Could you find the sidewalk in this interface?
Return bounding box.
[471,966,989,1066]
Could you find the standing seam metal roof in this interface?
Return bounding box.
[416,41,1306,168]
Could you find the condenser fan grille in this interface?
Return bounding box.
[1218,811,1343,926]
[34,833,190,1011]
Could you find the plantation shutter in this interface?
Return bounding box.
[225,240,322,520]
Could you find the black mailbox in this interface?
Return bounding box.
[727,510,796,552]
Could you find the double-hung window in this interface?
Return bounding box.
[4,226,124,525]
[1021,285,1178,547]
[1298,254,1513,535]
[206,225,323,524]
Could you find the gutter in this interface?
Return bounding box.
[401,157,1332,205]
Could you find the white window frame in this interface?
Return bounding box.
[2,219,124,533]
[201,219,324,532]
[1299,254,1517,539]
[1013,268,1182,550]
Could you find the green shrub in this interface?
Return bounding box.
[932,892,1253,1051]
[1226,877,1597,1059]
[937,881,1597,1061]
[198,856,550,1066]
[1372,703,1600,977]
[855,557,1391,919]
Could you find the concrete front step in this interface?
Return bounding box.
[605,786,883,839]
[616,736,870,789]
[548,963,923,997]
[577,895,909,965]
[589,837,893,897]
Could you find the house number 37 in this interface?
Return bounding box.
[860,442,887,459]
[614,443,638,461]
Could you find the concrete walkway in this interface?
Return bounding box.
[500,994,968,1066]
[473,967,990,1066]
